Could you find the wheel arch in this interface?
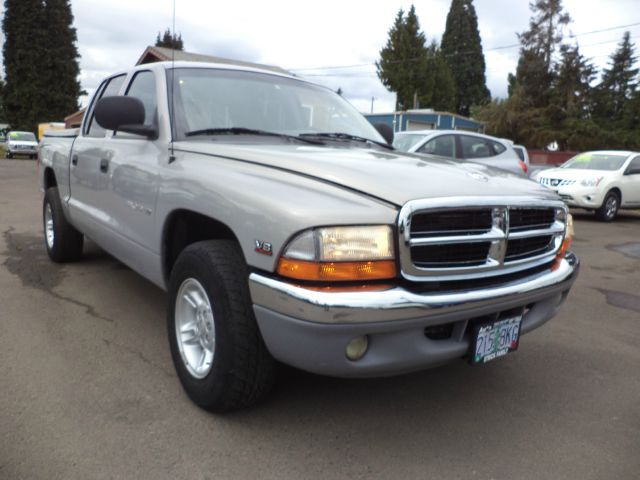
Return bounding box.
[161,209,241,285]
[43,167,57,190]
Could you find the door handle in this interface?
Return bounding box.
[71,155,78,166]
[99,158,109,173]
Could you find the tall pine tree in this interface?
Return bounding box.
[376,6,429,111]
[2,0,82,131]
[593,31,638,122]
[514,0,571,108]
[2,0,47,132]
[42,0,82,121]
[440,0,489,116]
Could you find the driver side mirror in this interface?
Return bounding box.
[94,96,158,139]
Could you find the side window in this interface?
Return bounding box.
[627,156,640,173]
[491,140,506,155]
[85,75,126,138]
[460,135,494,159]
[125,71,157,126]
[417,135,455,158]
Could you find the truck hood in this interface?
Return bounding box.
[176,141,558,206]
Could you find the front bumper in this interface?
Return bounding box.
[249,253,580,377]
[554,185,604,209]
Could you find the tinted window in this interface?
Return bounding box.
[513,146,525,161]
[125,71,157,126]
[626,156,640,173]
[418,135,455,158]
[460,135,494,159]
[86,74,126,137]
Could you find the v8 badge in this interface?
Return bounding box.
[254,240,273,256]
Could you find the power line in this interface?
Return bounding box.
[289,20,640,73]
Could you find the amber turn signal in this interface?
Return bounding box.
[277,258,397,282]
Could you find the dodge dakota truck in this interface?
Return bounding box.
[39,61,579,412]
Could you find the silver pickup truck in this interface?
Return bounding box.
[39,61,579,412]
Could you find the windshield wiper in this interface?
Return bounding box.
[299,132,393,150]
[185,127,323,145]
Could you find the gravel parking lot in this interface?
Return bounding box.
[1,159,639,479]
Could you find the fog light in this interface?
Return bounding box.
[345,335,369,361]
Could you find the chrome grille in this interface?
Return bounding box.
[539,178,576,187]
[397,198,567,282]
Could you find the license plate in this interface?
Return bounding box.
[471,316,521,364]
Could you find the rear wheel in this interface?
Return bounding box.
[43,187,84,262]
[167,240,276,412]
[595,191,619,222]
[6,151,11,159]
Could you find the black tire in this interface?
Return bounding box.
[167,240,276,412]
[6,151,11,159]
[595,190,619,222]
[43,187,84,262]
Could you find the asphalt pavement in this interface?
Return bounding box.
[1,159,639,479]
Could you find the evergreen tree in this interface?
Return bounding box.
[376,6,429,110]
[2,0,47,132]
[548,45,599,150]
[420,41,456,111]
[42,0,83,121]
[593,31,638,122]
[440,0,489,116]
[156,29,184,51]
[515,0,571,107]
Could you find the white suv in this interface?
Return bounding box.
[6,131,38,159]
[535,151,640,221]
[393,130,528,177]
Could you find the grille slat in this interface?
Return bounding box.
[405,206,560,275]
[411,210,492,238]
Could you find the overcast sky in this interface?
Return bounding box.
[6,0,640,114]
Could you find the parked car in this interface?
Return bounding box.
[393,130,528,177]
[38,61,579,411]
[6,131,38,159]
[512,144,530,168]
[536,150,640,221]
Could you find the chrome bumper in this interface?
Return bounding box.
[249,254,579,325]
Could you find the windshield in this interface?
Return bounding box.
[168,68,384,143]
[393,134,429,152]
[562,152,628,171]
[9,131,36,142]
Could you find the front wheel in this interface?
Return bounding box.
[167,240,276,412]
[595,191,619,222]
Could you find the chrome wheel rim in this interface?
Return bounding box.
[45,204,55,249]
[175,278,216,379]
[605,196,617,219]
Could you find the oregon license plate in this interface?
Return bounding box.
[471,316,522,364]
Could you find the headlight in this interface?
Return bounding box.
[580,177,603,187]
[277,225,396,281]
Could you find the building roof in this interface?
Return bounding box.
[136,46,292,76]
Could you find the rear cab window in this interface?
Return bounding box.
[84,74,126,138]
